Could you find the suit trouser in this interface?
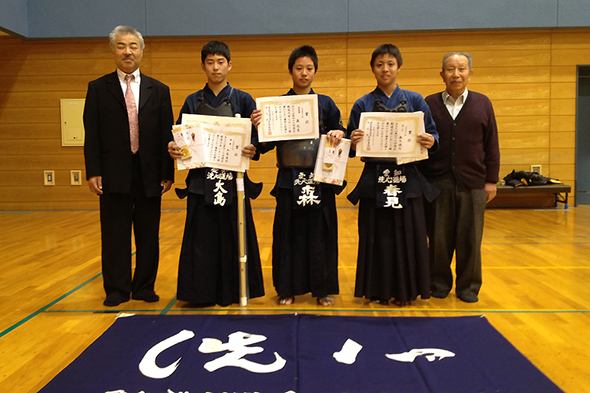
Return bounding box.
[99,156,161,298]
[425,173,486,297]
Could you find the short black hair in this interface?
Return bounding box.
[370,44,403,68]
[288,45,319,72]
[201,41,231,63]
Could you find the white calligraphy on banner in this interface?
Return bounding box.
[199,331,287,373]
[136,329,455,377]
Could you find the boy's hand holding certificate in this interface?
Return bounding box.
[172,114,252,172]
[313,135,351,186]
[357,111,428,163]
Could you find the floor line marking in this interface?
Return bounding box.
[0,272,102,339]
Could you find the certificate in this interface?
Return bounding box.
[313,136,351,186]
[256,94,319,142]
[172,114,252,172]
[357,111,428,163]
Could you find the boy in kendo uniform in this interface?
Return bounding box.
[251,45,346,306]
[347,44,439,306]
[168,41,264,307]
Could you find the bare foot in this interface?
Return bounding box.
[278,296,294,305]
[317,296,334,306]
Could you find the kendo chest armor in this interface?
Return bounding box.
[276,109,327,169]
[196,88,234,117]
[362,93,408,164]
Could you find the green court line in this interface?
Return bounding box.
[160,296,178,315]
[0,272,102,339]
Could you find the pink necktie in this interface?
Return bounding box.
[125,74,139,153]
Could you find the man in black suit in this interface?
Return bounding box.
[84,25,174,307]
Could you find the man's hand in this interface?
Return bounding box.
[161,179,173,195]
[88,176,103,195]
[168,141,183,160]
[485,182,497,203]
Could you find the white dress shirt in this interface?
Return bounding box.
[442,89,468,120]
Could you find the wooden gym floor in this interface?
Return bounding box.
[1,205,589,392]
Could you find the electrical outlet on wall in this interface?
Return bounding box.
[44,170,55,186]
[531,165,542,174]
[70,170,82,186]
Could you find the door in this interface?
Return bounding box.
[576,65,590,204]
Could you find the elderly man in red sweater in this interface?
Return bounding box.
[421,52,500,303]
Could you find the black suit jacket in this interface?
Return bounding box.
[84,71,174,198]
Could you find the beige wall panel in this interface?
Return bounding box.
[491,99,550,116]
[498,133,550,149]
[551,49,590,66]
[0,123,59,140]
[0,108,59,124]
[0,169,85,185]
[551,31,590,48]
[500,148,549,165]
[470,83,550,100]
[1,140,82,156]
[550,115,576,132]
[0,186,99,201]
[496,116,550,133]
[549,164,575,181]
[550,132,576,148]
[552,83,576,99]
[0,75,101,92]
[550,99,576,116]
[0,59,115,76]
[0,39,109,60]
[0,91,86,108]
[0,155,85,171]
[549,148,575,164]
[346,31,551,53]
[550,66,577,83]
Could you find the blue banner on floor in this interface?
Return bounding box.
[39,314,563,393]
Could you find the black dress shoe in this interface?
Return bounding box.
[132,292,160,303]
[458,293,479,303]
[431,290,449,299]
[103,294,130,307]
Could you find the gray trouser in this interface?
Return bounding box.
[425,173,486,297]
